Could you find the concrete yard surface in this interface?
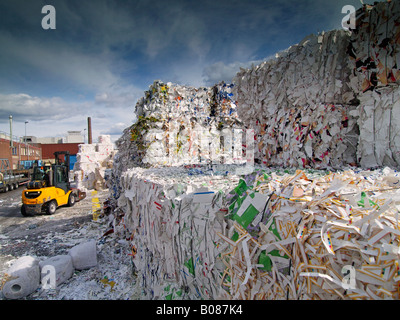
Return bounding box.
[0,189,138,300]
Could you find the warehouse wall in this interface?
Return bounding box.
[40,143,80,162]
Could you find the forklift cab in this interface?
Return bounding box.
[54,165,69,193]
[54,151,70,193]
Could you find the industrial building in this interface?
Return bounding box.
[0,131,42,170]
[0,130,83,170]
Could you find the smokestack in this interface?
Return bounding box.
[88,117,92,144]
[9,115,13,148]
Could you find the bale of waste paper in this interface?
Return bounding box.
[2,256,40,299]
[218,167,400,300]
[39,255,74,287]
[68,240,98,270]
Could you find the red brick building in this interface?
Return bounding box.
[0,137,42,170]
[0,127,83,171]
[40,143,80,163]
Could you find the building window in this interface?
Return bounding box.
[12,147,17,155]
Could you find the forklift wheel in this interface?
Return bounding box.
[68,193,76,207]
[21,205,34,217]
[46,200,57,215]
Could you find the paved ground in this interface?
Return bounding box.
[0,188,138,300]
[0,187,95,260]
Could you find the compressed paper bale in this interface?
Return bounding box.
[39,255,74,287]
[356,87,400,168]
[68,240,97,270]
[232,29,362,169]
[117,80,242,170]
[216,167,400,300]
[97,144,113,156]
[73,137,114,191]
[2,256,40,299]
[78,144,96,154]
[116,166,240,299]
[233,0,398,170]
[98,135,112,145]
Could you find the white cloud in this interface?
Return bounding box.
[94,85,143,110]
[0,92,91,138]
[0,93,86,121]
[101,122,131,136]
[0,85,140,143]
[202,59,266,86]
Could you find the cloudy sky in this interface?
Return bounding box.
[0,0,376,144]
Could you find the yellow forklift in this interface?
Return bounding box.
[21,151,85,217]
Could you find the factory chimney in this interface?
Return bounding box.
[9,115,13,148]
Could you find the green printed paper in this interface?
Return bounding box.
[357,191,378,208]
[231,231,239,242]
[184,258,195,276]
[166,293,173,300]
[258,250,281,271]
[234,179,249,196]
[268,218,281,240]
[232,203,259,228]
[229,195,244,212]
[258,218,287,271]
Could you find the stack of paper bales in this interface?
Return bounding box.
[233,30,360,169]
[110,80,248,299]
[73,135,115,191]
[117,166,241,299]
[114,81,243,172]
[233,0,400,169]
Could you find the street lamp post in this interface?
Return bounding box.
[25,121,29,161]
